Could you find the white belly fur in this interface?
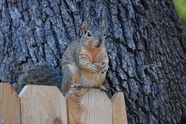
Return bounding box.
[80,71,106,87]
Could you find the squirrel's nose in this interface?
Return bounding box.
[97,36,102,43]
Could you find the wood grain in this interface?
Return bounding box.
[111,92,128,124]
[0,83,20,124]
[66,88,112,124]
[19,85,67,124]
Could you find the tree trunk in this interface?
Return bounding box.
[0,0,186,123]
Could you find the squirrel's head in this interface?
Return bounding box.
[81,21,106,49]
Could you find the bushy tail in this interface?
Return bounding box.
[17,64,62,93]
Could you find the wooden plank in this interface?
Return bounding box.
[0,83,20,124]
[66,88,112,124]
[111,92,128,124]
[19,85,67,124]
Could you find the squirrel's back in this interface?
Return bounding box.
[62,39,80,66]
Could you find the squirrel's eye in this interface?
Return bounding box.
[87,31,92,37]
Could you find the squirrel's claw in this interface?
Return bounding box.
[71,84,82,88]
[89,64,98,73]
[98,85,108,91]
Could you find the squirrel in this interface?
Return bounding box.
[17,21,109,95]
[61,21,108,95]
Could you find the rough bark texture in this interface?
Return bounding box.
[0,0,186,123]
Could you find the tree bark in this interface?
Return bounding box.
[0,0,186,123]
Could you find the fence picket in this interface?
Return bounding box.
[0,83,20,124]
[66,88,112,124]
[0,84,128,124]
[19,85,67,124]
[111,92,128,124]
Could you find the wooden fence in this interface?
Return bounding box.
[0,83,128,124]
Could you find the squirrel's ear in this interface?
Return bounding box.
[82,21,88,34]
[101,21,105,30]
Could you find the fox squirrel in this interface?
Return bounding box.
[18,21,109,95]
[61,21,108,95]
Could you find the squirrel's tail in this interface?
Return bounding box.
[17,64,62,93]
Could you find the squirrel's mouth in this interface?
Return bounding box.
[95,41,102,48]
[95,43,101,48]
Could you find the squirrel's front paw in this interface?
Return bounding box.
[89,64,98,73]
[101,62,108,74]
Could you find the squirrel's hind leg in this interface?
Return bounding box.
[61,64,81,95]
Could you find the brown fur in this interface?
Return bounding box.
[61,21,109,95]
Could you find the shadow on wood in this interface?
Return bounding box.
[111,92,128,124]
[0,83,20,124]
[66,88,112,124]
